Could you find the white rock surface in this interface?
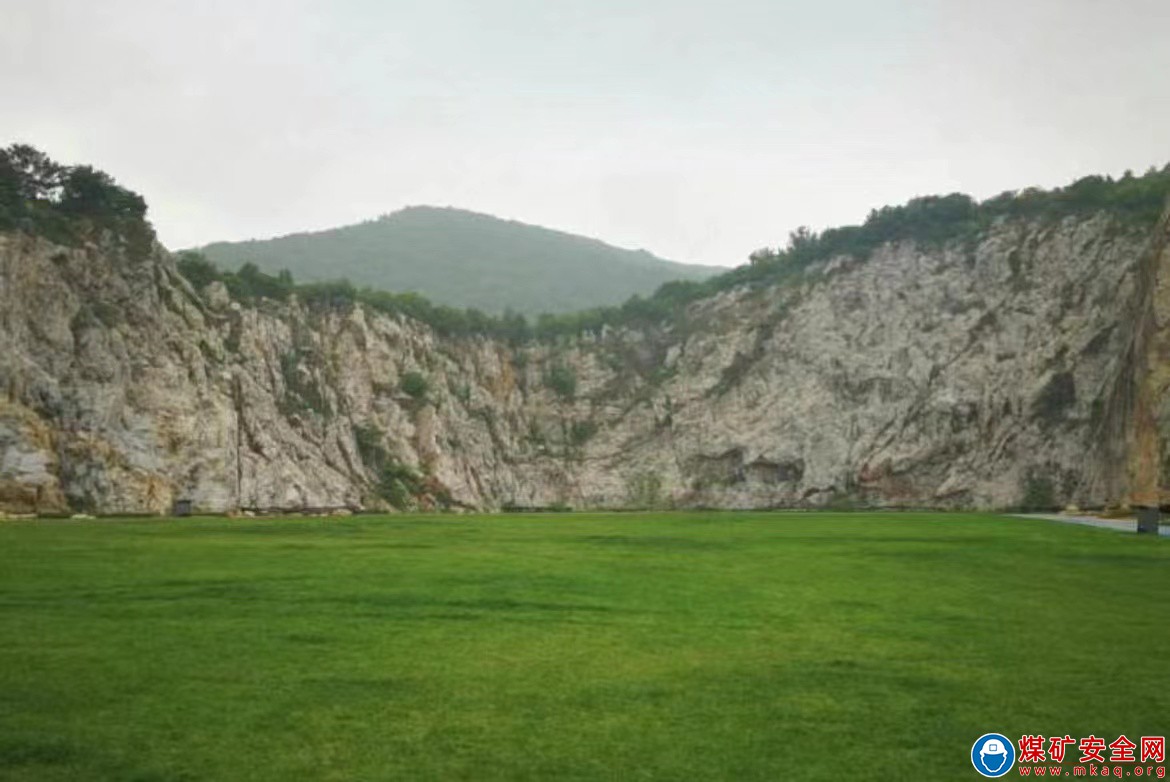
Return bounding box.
[0,210,1165,514]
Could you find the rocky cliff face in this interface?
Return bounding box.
[0,208,1165,515]
[1119,204,1170,508]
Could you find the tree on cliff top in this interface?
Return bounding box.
[0,143,154,255]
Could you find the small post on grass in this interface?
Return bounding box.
[1136,506,1160,534]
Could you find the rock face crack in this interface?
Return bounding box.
[232,373,244,508]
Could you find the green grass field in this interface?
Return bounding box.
[0,512,1166,781]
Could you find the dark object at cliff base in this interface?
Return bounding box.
[1136,507,1160,534]
[172,499,193,518]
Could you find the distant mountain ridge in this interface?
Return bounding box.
[194,206,721,314]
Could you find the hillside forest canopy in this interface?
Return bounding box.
[194,206,721,316]
[171,163,1170,341]
[4,144,1169,343]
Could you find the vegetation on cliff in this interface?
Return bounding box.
[746,165,1170,270]
[176,163,1170,343]
[5,145,1166,344]
[0,143,155,259]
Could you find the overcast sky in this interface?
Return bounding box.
[3,0,1168,267]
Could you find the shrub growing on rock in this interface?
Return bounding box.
[400,371,429,401]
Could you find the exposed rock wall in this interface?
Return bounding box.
[1121,206,1170,507]
[0,209,1164,514]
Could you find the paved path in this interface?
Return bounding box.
[1014,513,1170,536]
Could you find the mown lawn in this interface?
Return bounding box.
[0,512,1166,781]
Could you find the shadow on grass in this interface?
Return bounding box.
[0,736,196,781]
[320,593,616,615]
[0,576,309,609]
[577,535,729,550]
[0,737,86,768]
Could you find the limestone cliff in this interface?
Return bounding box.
[1118,204,1170,507]
[0,206,1166,514]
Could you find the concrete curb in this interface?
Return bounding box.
[1013,513,1169,537]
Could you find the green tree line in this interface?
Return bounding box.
[6,144,1164,342]
[0,144,155,258]
[177,164,1170,343]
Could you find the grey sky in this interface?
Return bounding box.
[3,0,1168,267]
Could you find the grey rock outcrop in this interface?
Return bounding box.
[0,207,1165,514]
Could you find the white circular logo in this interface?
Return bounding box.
[971,733,1016,778]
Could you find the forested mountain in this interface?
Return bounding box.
[194,207,720,314]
